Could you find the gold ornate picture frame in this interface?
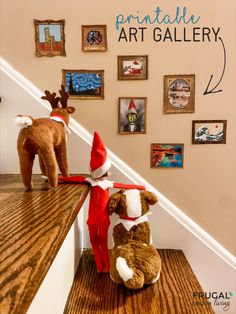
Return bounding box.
[163,74,195,114]
[82,25,107,52]
[118,55,148,80]
[34,19,66,57]
[62,69,104,99]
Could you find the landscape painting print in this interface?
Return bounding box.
[34,20,65,57]
[151,144,184,168]
[62,70,104,99]
[192,120,227,144]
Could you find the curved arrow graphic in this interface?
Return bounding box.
[203,37,226,95]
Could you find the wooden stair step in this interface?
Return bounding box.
[64,249,214,314]
[0,175,90,314]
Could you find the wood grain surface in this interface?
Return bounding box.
[65,249,215,314]
[0,175,90,314]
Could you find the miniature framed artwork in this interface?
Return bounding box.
[151,144,184,168]
[117,55,148,80]
[119,97,147,134]
[163,74,195,114]
[62,69,104,99]
[192,120,227,144]
[34,19,66,57]
[82,25,107,52]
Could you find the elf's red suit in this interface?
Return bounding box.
[59,132,145,272]
[59,175,144,272]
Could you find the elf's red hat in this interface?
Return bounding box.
[127,99,137,115]
[90,131,111,179]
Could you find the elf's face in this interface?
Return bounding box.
[96,170,111,180]
[127,113,137,123]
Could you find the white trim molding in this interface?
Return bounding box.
[1,57,235,271]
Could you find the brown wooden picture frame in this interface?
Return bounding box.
[192,120,227,144]
[118,97,147,134]
[163,74,195,114]
[151,143,184,168]
[82,25,107,52]
[62,69,104,99]
[117,55,148,80]
[34,19,66,57]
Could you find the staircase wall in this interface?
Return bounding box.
[1,0,235,259]
[27,213,84,314]
[1,64,235,314]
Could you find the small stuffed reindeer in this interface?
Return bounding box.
[15,85,75,190]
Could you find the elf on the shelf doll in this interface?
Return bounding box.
[59,132,145,272]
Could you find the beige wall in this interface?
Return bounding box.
[1,0,235,255]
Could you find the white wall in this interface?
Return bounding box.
[0,71,41,173]
[27,211,84,314]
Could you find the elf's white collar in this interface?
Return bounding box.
[115,214,149,231]
[85,177,114,190]
[49,116,71,134]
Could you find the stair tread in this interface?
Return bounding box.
[65,249,215,314]
[0,174,90,314]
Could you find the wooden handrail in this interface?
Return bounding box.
[0,175,90,314]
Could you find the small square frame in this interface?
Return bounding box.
[117,55,148,80]
[34,19,66,57]
[192,120,227,144]
[163,74,195,114]
[82,25,107,52]
[62,69,104,99]
[118,97,147,134]
[151,143,184,168]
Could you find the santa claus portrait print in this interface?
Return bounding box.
[118,55,148,80]
[119,97,146,134]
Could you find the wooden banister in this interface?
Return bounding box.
[0,175,90,314]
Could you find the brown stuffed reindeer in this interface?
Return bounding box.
[15,85,75,190]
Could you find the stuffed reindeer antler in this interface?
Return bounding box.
[59,85,69,108]
[41,90,60,109]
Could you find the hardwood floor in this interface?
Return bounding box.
[0,175,215,314]
[0,175,90,314]
[64,249,215,314]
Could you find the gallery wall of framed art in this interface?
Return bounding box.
[1,0,235,258]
